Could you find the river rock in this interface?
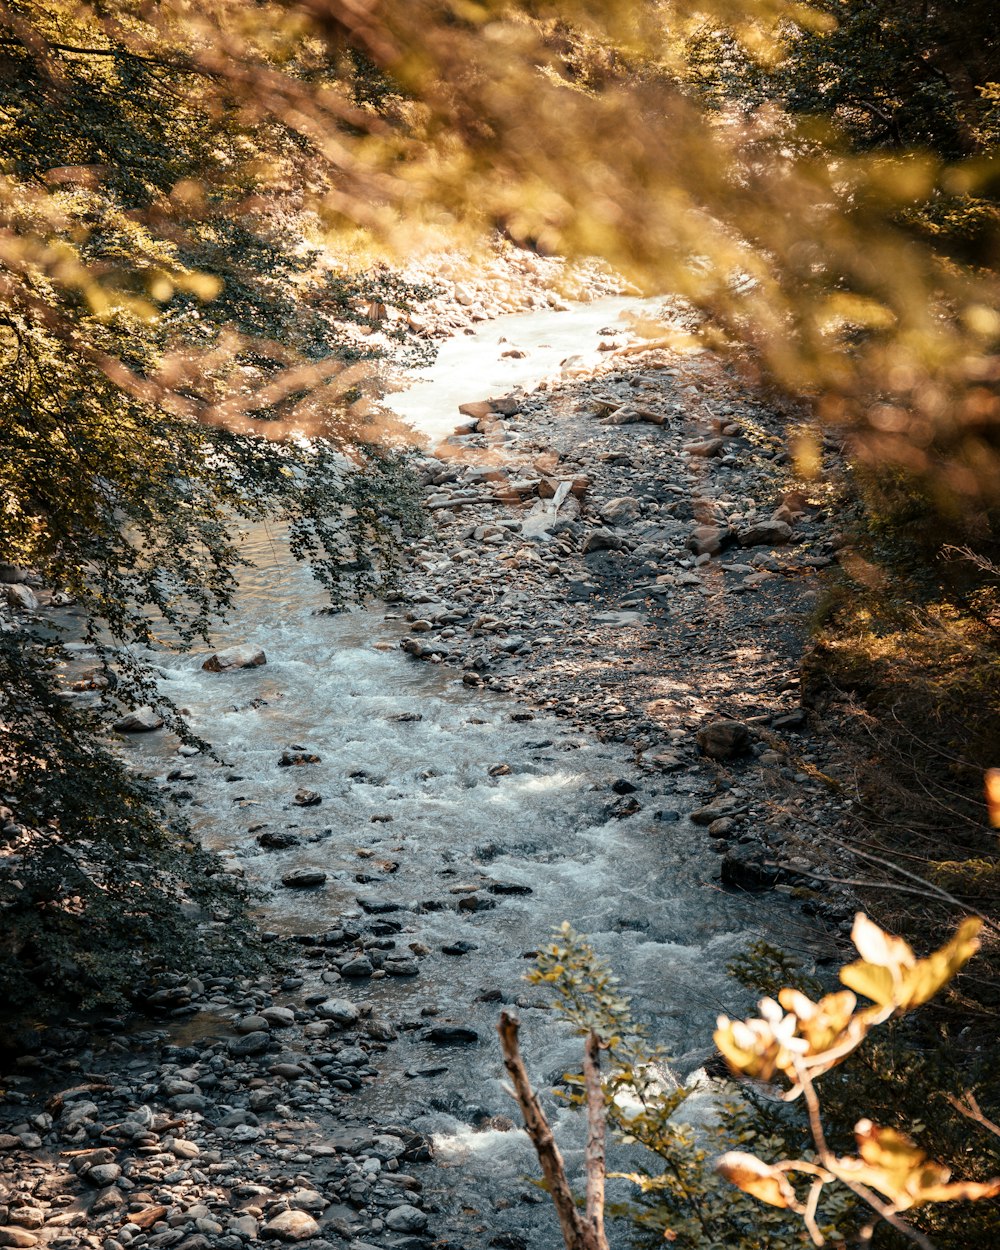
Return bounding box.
[384,1206,428,1234]
[737,519,792,547]
[696,719,752,760]
[425,1026,478,1045]
[2,584,38,612]
[259,830,300,849]
[721,846,779,892]
[0,1230,38,1248]
[316,999,360,1026]
[292,789,322,807]
[202,646,267,672]
[282,868,326,888]
[229,1031,270,1057]
[279,749,321,766]
[340,957,374,978]
[113,708,163,733]
[261,1211,320,1241]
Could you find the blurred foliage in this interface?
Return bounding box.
[0,0,429,1013]
[530,923,1000,1248]
[530,923,854,1247]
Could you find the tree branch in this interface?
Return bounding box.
[498,1009,601,1250]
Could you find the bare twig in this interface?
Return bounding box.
[946,1092,1000,1139]
[582,1030,610,1250]
[793,1059,936,1250]
[498,1009,602,1250]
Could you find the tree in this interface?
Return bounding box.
[0,0,429,1013]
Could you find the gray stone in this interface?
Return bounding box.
[202,646,267,672]
[340,957,374,978]
[113,708,164,733]
[384,1206,427,1234]
[582,528,622,553]
[229,1031,270,1057]
[281,868,326,888]
[721,846,780,892]
[261,1211,320,1242]
[315,999,360,1026]
[737,519,792,547]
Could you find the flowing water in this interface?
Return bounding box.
[116,296,804,1244]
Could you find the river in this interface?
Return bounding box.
[118,295,802,1246]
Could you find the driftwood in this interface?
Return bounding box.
[497,1009,610,1250]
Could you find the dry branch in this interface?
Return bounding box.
[497,1009,608,1250]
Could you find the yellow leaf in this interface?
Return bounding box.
[851,913,915,970]
[715,1151,796,1209]
[985,769,1000,828]
[840,959,897,1007]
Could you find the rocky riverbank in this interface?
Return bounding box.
[1,275,858,1250]
[392,327,858,916]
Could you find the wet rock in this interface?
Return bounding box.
[279,749,321,766]
[262,1006,296,1027]
[202,646,267,672]
[229,1031,270,1057]
[384,1206,428,1234]
[113,708,163,733]
[259,830,300,849]
[292,788,322,807]
[696,719,752,760]
[425,1026,479,1045]
[721,846,780,892]
[582,528,622,553]
[316,998,360,1027]
[611,778,637,794]
[281,868,327,888]
[442,940,478,956]
[261,1211,320,1241]
[341,957,374,978]
[384,958,420,977]
[235,1013,270,1034]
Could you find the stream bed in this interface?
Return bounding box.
[117,295,803,1245]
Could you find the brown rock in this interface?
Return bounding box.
[696,719,752,760]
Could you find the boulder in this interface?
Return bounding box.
[696,719,752,760]
[281,868,326,888]
[721,846,780,892]
[737,520,793,547]
[261,1211,320,1242]
[3,584,38,612]
[113,708,164,733]
[202,645,267,672]
[385,1206,428,1234]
